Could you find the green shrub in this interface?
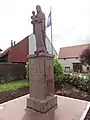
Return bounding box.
[63,73,89,92]
[86,74,90,93]
[53,58,64,88]
[25,62,29,81]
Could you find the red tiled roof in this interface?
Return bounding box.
[59,44,90,59]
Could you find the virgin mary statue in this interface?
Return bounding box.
[31,5,47,53]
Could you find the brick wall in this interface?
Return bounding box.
[0,63,26,83]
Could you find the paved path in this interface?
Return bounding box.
[0,95,89,120]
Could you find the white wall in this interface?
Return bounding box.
[59,58,88,72]
[59,58,80,71]
[29,34,58,57]
[29,34,36,55]
[82,65,87,72]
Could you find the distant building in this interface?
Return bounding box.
[0,34,58,63]
[0,47,10,62]
[58,44,90,73]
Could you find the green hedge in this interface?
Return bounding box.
[25,62,29,81]
[63,73,90,92]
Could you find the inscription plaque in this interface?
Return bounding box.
[45,59,54,80]
[30,59,39,76]
[30,58,45,76]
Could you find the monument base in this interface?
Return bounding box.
[27,53,57,113]
[27,96,57,113]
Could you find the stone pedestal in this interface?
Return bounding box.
[27,53,57,113]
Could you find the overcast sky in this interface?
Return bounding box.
[0,0,90,53]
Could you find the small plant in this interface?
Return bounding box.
[54,58,64,88]
[87,74,90,93]
[25,62,29,82]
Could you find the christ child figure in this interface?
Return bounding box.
[31,11,36,34]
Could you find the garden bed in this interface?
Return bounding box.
[0,79,29,104]
[55,83,90,101]
[0,87,29,104]
[1,83,90,104]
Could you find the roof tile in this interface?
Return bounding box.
[59,44,90,59]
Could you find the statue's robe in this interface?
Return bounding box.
[34,11,47,52]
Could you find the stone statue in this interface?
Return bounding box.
[31,5,47,54]
[31,11,35,34]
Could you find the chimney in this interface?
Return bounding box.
[11,40,13,47]
[14,41,16,46]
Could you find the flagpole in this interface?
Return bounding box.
[50,6,53,55]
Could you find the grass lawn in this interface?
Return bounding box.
[0,79,28,92]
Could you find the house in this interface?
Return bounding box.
[0,48,10,62]
[8,36,28,63]
[0,34,58,63]
[58,44,90,73]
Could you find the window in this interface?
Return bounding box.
[65,67,70,69]
[65,67,70,72]
[87,67,89,71]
